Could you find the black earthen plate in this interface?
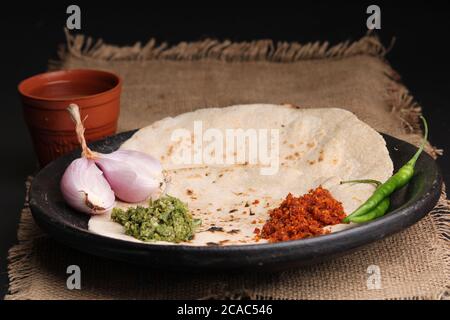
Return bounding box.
[29,132,442,271]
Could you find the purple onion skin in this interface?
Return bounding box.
[94,150,162,203]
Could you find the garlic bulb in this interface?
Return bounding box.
[60,157,115,215]
[64,103,164,204]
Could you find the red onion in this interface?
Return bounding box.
[95,150,163,202]
[61,104,163,208]
[60,157,115,215]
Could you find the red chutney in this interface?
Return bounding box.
[255,186,346,242]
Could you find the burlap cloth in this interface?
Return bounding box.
[6,33,449,300]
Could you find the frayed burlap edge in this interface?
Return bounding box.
[6,177,40,300]
[430,187,450,300]
[7,33,450,300]
[51,29,391,65]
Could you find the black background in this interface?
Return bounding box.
[1,1,449,299]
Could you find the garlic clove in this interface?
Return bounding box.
[61,157,115,215]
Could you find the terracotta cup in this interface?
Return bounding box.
[18,69,122,166]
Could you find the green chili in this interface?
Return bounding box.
[340,180,390,223]
[347,197,390,223]
[342,116,428,223]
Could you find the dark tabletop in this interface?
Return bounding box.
[1,1,449,299]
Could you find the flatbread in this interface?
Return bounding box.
[89,104,393,245]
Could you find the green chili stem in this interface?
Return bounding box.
[408,115,428,167]
[340,179,381,187]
